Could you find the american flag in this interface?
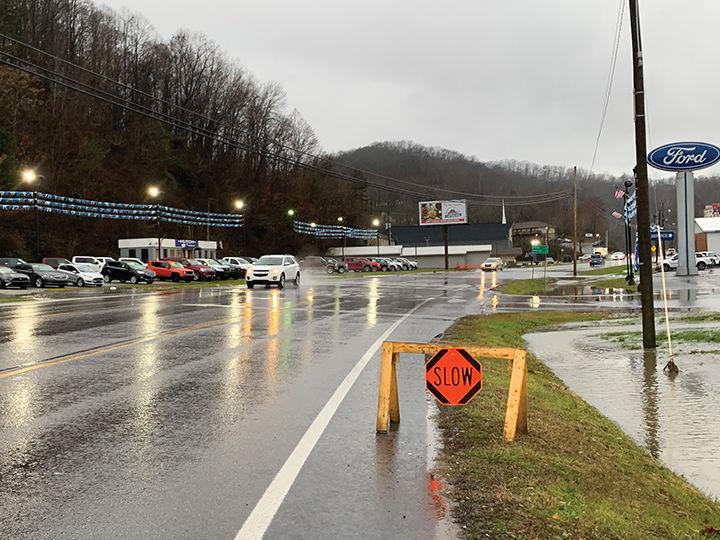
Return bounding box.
[614,188,626,200]
[611,211,622,219]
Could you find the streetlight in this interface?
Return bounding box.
[372,218,381,255]
[530,238,540,280]
[147,185,162,259]
[21,169,41,260]
[234,199,246,254]
[337,217,346,258]
[287,209,296,217]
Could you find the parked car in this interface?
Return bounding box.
[176,259,216,280]
[578,254,591,261]
[101,260,152,284]
[372,257,402,271]
[124,261,156,283]
[0,257,27,268]
[481,257,504,271]
[222,256,253,274]
[695,253,714,271]
[696,251,720,267]
[590,254,605,267]
[610,251,626,261]
[545,257,555,265]
[0,266,30,289]
[196,258,233,279]
[71,256,103,269]
[342,257,375,272]
[661,254,679,271]
[246,255,300,289]
[119,257,146,266]
[397,257,418,270]
[42,257,72,269]
[14,262,68,288]
[147,260,195,282]
[57,262,104,287]
[301,256,336,274]
[325,257,347,273]
[216,258,245,279]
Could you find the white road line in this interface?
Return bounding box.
[234,298,433,540]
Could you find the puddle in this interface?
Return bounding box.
[526,329,720,500]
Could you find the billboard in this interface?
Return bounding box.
[419,200,467,226]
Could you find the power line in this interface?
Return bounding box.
[0,32,569,203]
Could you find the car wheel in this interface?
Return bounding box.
[171,273,180,282]
[78,278,85,287]
[146,280,154,285]
[698,261,707,270]
[278,273,286,289]
[326,267,335,275]
[58,285,65,288]
[130,276,138,284]
[0,280,4,289]
[247,282,255,289]
[337,266,346,274]
[34,278,44,288]
[363,265,371,272]
[20,285,27,290]
[663,263,671,271]
[294,273,301,287]
[103,274,111,283]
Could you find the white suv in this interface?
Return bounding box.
[72,256,115,269]
[246,255,300,289]
[662,253,713,271]
[222,256,253,273]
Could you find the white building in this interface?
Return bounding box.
[118,238,218,262]
[695,218,720,252]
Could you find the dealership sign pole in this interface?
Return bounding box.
[648,142,720,277]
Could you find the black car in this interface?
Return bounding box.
[0,266,30,289]
[102,260,153,284]
[124,261,156,284]
[14,263,69,288]
[0,257,26,268]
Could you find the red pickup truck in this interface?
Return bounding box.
[147,260,195,282]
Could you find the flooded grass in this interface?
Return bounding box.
[603,329,720,349]
[437,311,720,539]
[580,265,628,276]
[496,278,556,295]
[682,311,720,323]
[589,277,636,290]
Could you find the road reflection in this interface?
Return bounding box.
[367,279,379,327]
[9,302,39,355]
[266,289,280,383]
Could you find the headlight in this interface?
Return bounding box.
[271,268,280,275]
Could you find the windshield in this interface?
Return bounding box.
[486,258,500,263]
[75,263,97,272]
[185,259,201,265]
[256,256,283,266]
[201,259,219,266]
[169,262,184,269]
[126,262,145,271]
[32,264,55,271]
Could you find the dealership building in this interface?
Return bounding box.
[117,238,218,261]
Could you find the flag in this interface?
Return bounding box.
[612,211,622,219]
[614,188,626,200]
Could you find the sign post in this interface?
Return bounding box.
[418,200,467,271]
[648,141,720,277]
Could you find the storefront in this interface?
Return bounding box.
[117,238,218,262]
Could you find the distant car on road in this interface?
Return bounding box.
[246,255,300,289]
[147,260,195,282]
[57,262,104,287]
[481,257,504,271]
[610,252,626,261]
[578,254,591,261]
[590,254,604,267]
[0,266,30,289]
[14,262,68,288]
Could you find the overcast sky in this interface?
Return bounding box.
[99,0,720,177]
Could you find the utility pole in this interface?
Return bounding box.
[629,0,656,349]
[572,166,578,277]
[33,189,40,261]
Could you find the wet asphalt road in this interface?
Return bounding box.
[1,270,529,540]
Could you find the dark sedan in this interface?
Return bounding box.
[0,266,30,289]
[14,263,69,288]
[102,260,154,284]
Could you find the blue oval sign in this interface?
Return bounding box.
[648,141,720,172]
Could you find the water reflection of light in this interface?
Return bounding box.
[10,302,40,354]
[266,290,280,383]
[132,296,163,445]
[491,271,497,289]
[491,294,499,311]
[226,293,242,349]
[306,287,315,322]
[6,376,37,427]
[479,272,486,300]
[529,295,541,309]
[243,290,253,337]
[367,279,379,327]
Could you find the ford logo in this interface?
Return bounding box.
[647,141,720,172]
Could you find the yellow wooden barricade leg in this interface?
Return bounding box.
[503,350,528,442]
[389,352,400,423]
[376,342,395,433]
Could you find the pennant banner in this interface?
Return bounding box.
[293,220,378,240]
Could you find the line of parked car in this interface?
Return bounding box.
[300,256,418,274]
[0,255,258,289]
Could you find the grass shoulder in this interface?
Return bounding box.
[437,311,720,538]
[0,296,33,303]
[496,278,556,295]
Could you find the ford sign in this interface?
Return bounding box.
[648,142,720,172]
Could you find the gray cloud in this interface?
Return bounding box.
[99,0,720,177]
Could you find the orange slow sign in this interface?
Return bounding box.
[425,348,483,405]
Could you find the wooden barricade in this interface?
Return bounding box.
[376,341,528,442]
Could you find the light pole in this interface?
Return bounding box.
[234,199,245,254]
[288,209,297,253]
[147,185,161,259]
[338,216,345,258]
[20,169,41,261]
[372,218,381,256]
[530,238,540,280]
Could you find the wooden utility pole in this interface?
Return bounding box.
[629,0,656,348]
[572,166,578,277]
